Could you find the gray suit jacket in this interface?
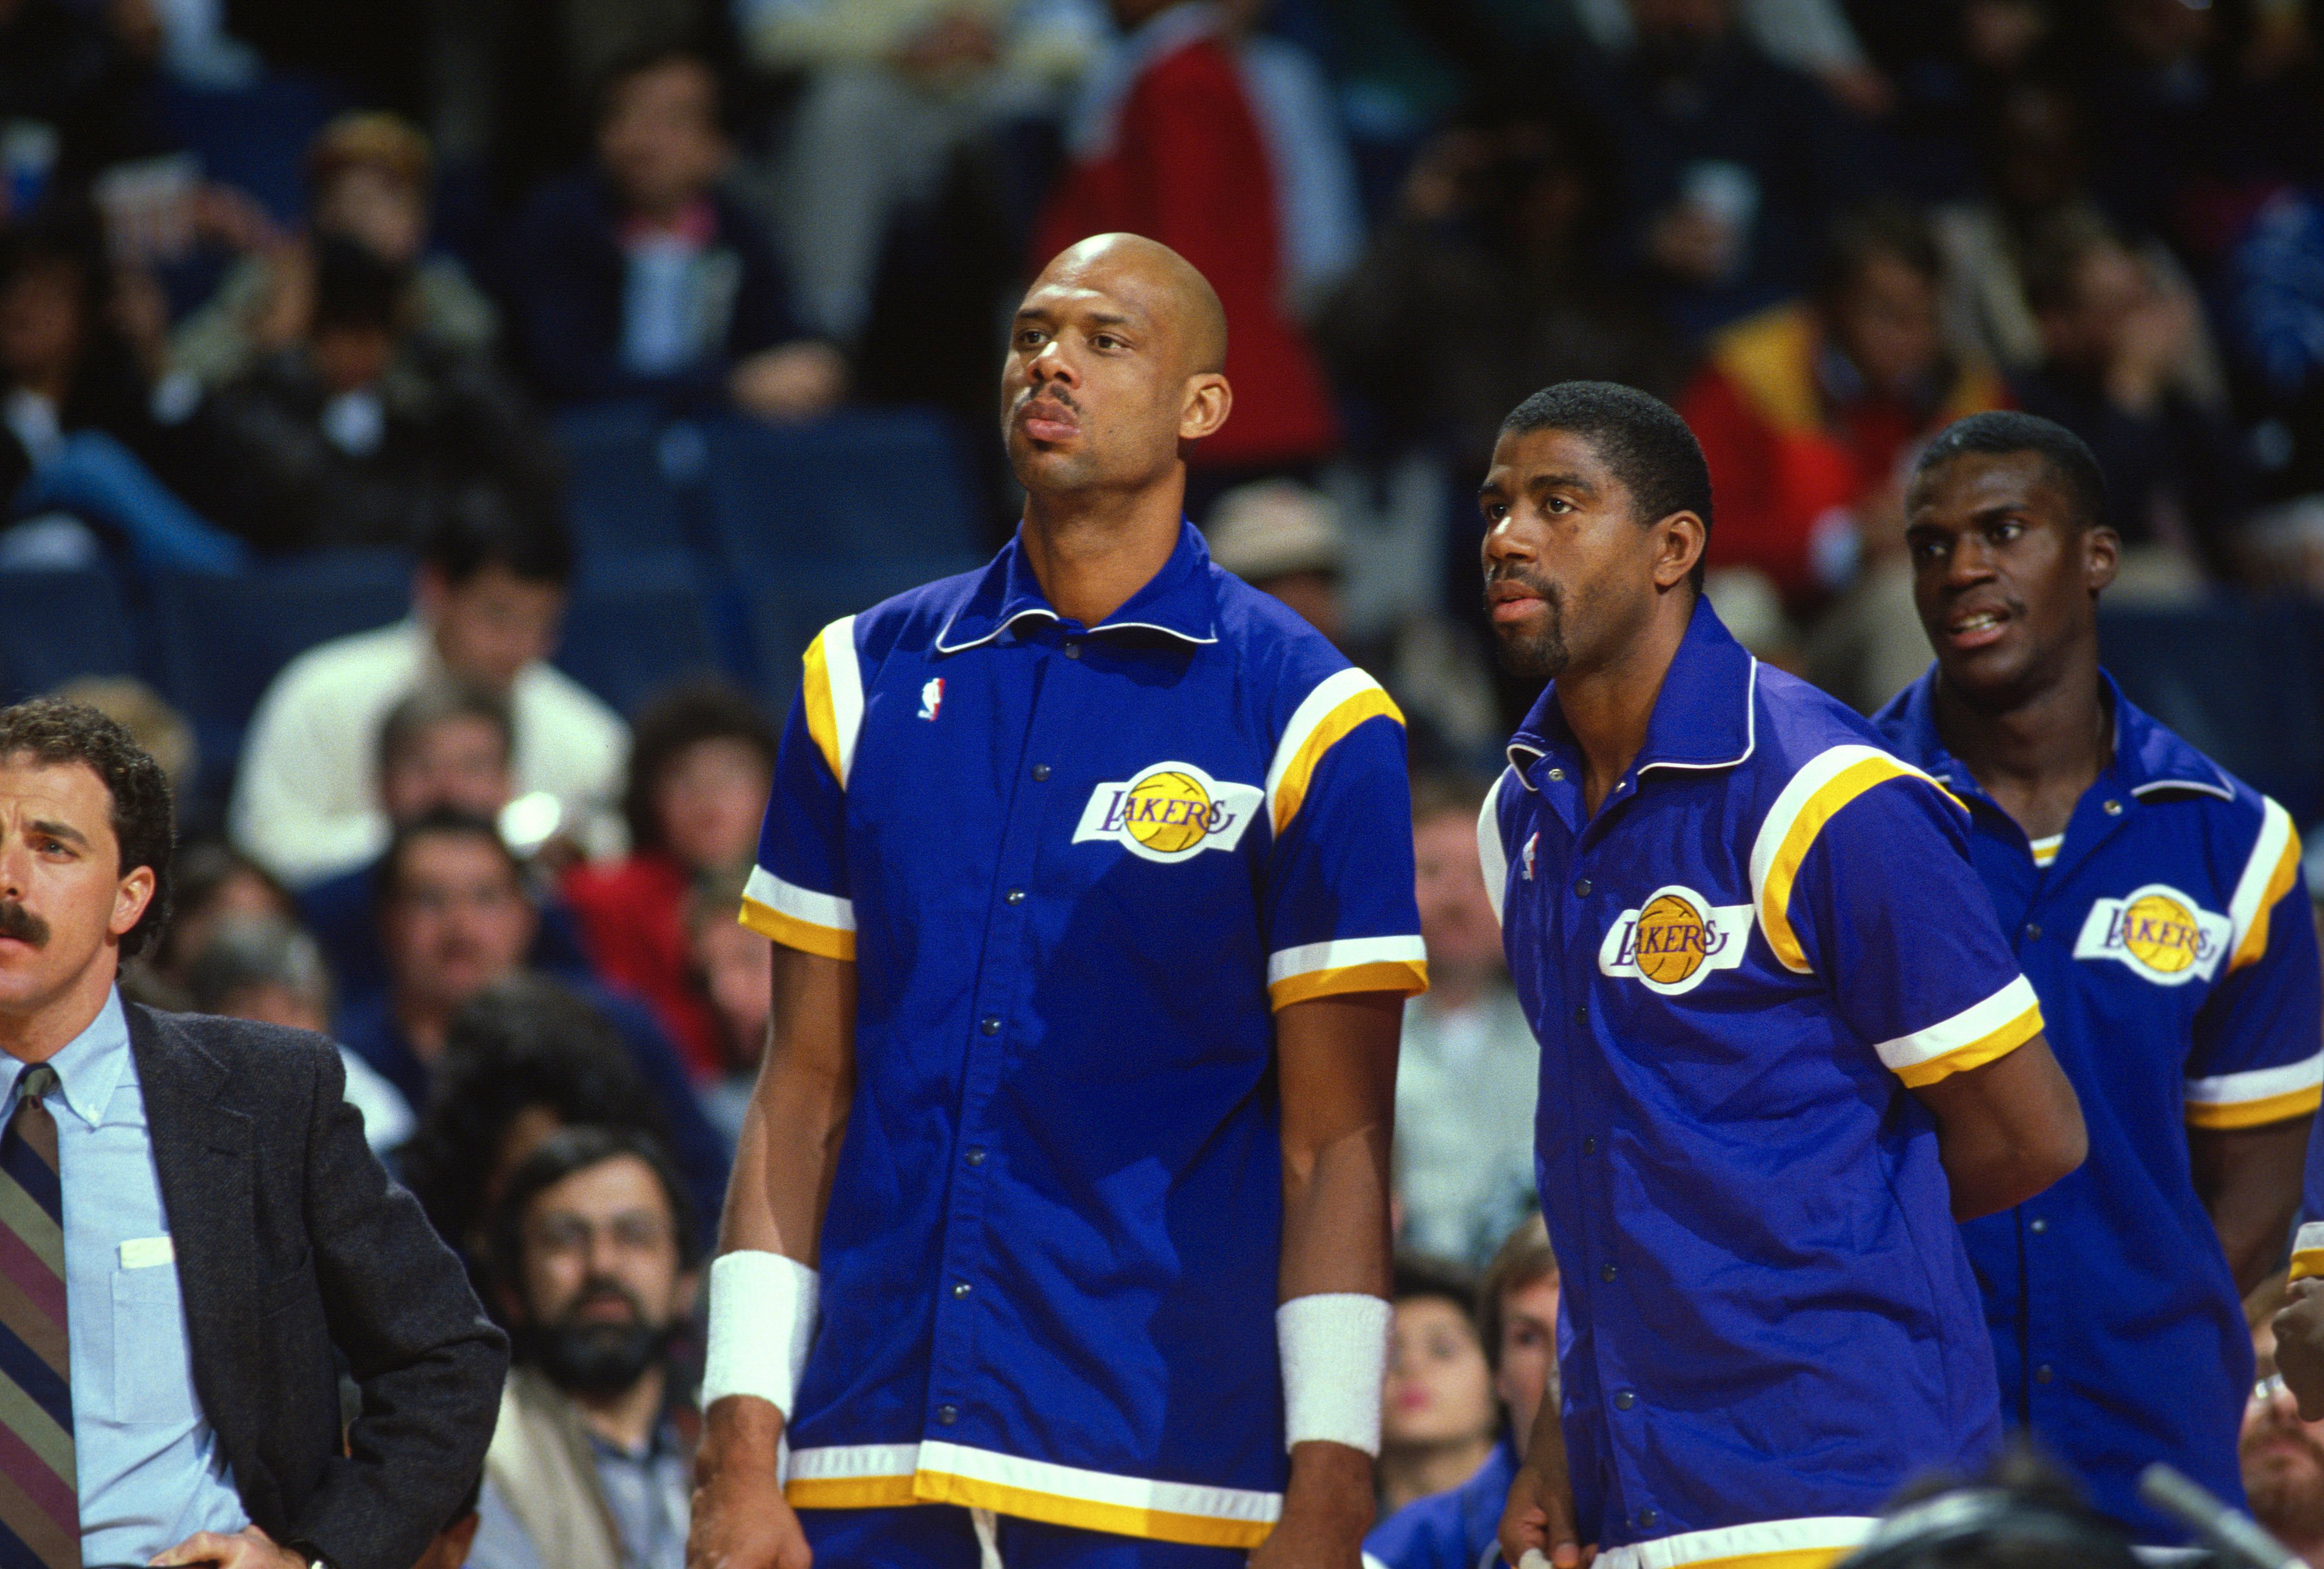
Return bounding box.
[128,1003,509,1569]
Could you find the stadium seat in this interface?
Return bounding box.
[555,405,702,561]
[150,551,413,781]
[701,409,983,573]
[0,569,137,703]
[2099,598,2324,823]
[556,555,722,718]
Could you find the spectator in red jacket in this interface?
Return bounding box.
[1680,201,2007,613]
[562,679,775,1080]
[1032,0,1336,476]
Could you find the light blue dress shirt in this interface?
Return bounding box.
[0,989,249,1563]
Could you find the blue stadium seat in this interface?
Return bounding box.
[0,569,136,702]
[748,555,986,713]
[150,551,413,766]
[556,555,722,719]
[555,405,701,561]
[2098,598,2324,823]
[701,410,983,573]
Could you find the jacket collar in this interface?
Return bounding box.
[1884,666,2232,803]
[935,519,1221,654]
[1506,595,1758,788]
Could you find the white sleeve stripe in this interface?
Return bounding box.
[1870,975,2040,1071]
[1478,771,1510,927]
[744,865,856,932]
[822,615,864,787]
[1265,936,1427,985]
[2228,795,2296,956]
[1264,668,1384,806]
[2186,1050,2324,1105]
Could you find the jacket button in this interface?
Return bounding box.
[2030,1217,2048,1234]
[2024,923,2041,942]
[1613,1390,1636,1410]
[964,1147,986,1166]
[979,1016,1001,1036]
[1063,642,1083,659]
[1582,1136,1598,1155]
[1639,1508,1659,1528]
[937,1404,959,1424]
[1032,764,1050,781]
[1547,767,1564,781]
[2103,799,2123,815]
[1005,889,1026,905]
[952,1282,973,1298]
[1575,879,1593,897]
[1572,1005,1588,1027]
[2035,1365,2054,1384]
[1600,1264,1618,1283]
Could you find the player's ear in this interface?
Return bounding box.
[1179,373,1232,443]
[2083,523,2119,595]
[1651,510,1707,591]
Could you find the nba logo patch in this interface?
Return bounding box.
[1521,832,1538,881]
[919,678,944,721]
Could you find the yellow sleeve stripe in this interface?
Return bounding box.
[799,615,864,789]
[1879,977,2044,1087]
[1748,744,1959,976]
[1264,668,1404,836]
[2185,1052,2324,1129]
[739,867,857,960]
[2293,1224,2324,1284]
[2227,797,2301,974]
[1266,936,1429,1009]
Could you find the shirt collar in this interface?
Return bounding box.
[0,987,131,1130]
[1505,595,1758,787]
[1886,665,2232,803]
[934,520,1221,654]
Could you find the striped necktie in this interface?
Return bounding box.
[0,1065,77,1568]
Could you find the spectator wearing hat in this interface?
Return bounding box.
[168,112,499,396]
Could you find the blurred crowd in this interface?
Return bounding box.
[10,0,2324,1563]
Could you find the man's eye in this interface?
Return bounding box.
[1092,334,1121,350]
[1544,497,1573,514]
[1993,522,2023,542]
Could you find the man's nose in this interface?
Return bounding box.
[1030,341,1077,387]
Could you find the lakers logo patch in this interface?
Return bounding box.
[1072,761,1263,864]
[1598,885,1753,995]
[2072,883,2229,986]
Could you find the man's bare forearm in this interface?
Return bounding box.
[2191,1118,2310,1296]
[719,947,857,1260]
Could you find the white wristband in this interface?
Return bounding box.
[1278,1292,1391,1456]
[701,1251,819,1418]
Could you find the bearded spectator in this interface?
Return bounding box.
[2249,1281,2324,1567]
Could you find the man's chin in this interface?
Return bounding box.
[1493,627,1568,684]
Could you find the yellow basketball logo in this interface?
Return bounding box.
[1598,885,1751,995]
[2073,882,2228,987]
[1072,761,1265,865]
[1633,894,1711,987]
[1121,770,1214,856]
[2116,892,2205,975]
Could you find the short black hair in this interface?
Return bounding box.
[0,699,174,959]
[376,679,515,784]
[1840,1446,2141,1569]
[1500,382,1715,590]
[1913,411,2106,533]
[374,809,522,908]
[489,1123,702,1295]
[1818,200,1943,300]
[622,679,777,854]
[1393,1255,1480,1320]
[399,976,666,1259]
[422,485,573,589]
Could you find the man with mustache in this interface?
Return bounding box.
[1478,382,2087,1569]
[2246,1315,2324,1569]
[473,1126,701,1569]
[689,232,1427,1569]
[1871,410,2320,1543]
[0,697,505,1569]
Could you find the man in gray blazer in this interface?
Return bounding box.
[0,697,505,1569]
